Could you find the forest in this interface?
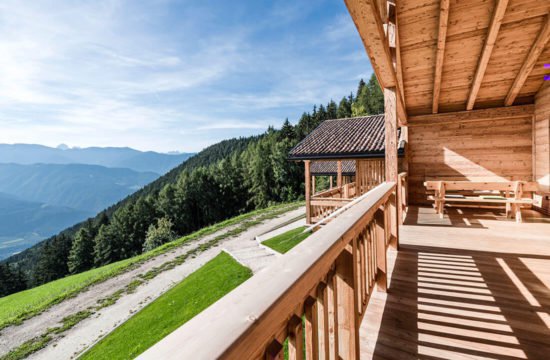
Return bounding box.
[0,75,383,296]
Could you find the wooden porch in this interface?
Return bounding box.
[361,206,550,359]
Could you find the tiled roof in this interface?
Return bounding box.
[310,160,356,176]
[288,115,404,160]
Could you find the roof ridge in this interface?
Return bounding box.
[324,113,384,122]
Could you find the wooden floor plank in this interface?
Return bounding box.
[360,206,550,359]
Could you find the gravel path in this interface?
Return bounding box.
[0,207,304,360]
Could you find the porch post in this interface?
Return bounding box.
[312,175,316,195]
[329,176,333,189]
[385,87,399,250]
[305,160,311,224]
[337,160,343,188]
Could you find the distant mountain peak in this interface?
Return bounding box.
[56,143,70,150]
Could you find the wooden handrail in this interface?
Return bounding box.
[138,182,397,360]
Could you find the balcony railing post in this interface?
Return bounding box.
[335,248,357,359]
[288,315,304,360]
[327,272,338,358]
[304,297,318,360]
[375,208,388,292]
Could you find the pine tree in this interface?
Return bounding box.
[94,224,122,266]
[68,223,95,273]
[352,78,371,116]
[327,100,338,119]
[366,74,384,114]
[33,234,71,285]
[337,96,352,118]
[280,118,295,140]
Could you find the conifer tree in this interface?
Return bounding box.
[68,222,95,273]
[337,96,352,118]
[327,100,338,119]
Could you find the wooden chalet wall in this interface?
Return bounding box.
[534,85,550,214]
[408,107,534,204]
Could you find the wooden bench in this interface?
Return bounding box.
[424,181,538,222]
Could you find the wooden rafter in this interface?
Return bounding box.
[432,0,450,114]
[466,0,509,111]
[505,15,550,106]
[345,0,407,124]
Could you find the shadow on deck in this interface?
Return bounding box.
[360,206,550,359]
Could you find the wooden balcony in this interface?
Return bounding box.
[139,179,550,359]
[361,205,550,359]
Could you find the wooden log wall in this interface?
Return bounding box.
[408,108,533,204]
[534,85,550,215]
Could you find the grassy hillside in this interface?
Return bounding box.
[0,202,299,330]
[2,137,258,281]
[80,252,252,360]
[1,75,382,298]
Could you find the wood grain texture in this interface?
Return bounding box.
[360,205,550,360]
[534,84,550,214]
[393,0,548,115]
[466,0,510,110]
[408,110,533,204]
[432,0,450,114]
[345,0,408,122]
[505,15,550,106]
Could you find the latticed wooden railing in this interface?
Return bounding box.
[310,182,356,222]
[138,182,398,360]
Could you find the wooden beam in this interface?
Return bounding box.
[408,104,534,126]
[432,0,450,114]
[466,0,509,111]
[384,88,398,182]
[305,160,311,224]
[505,15,550,106]
[337,160,343,188]
[345,0,408,123]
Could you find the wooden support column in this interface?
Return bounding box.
[385,87,399,250]
[337,160,343,188]
[312,176,316,195]
[335,248,358,360]
[329,176,333,189]
[305,160,311,224]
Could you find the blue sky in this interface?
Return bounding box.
[0,0,372,153]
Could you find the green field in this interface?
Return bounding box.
[262,226,310,254]
[0,202,301,330]
[79,251,252,360]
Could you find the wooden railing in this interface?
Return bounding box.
[310,182,357,223]
[138,182,398,360]
[398,172,408,224]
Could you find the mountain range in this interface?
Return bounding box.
[0,144,193,174]
[0,145,195,259]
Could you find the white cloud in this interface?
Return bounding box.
[0,0,372,152]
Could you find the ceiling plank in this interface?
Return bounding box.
[466,0,510,111]
[505,15,550,106]
[432,0,450,114]
[344,0,407,123]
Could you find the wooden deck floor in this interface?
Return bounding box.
[360,206,550,359]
